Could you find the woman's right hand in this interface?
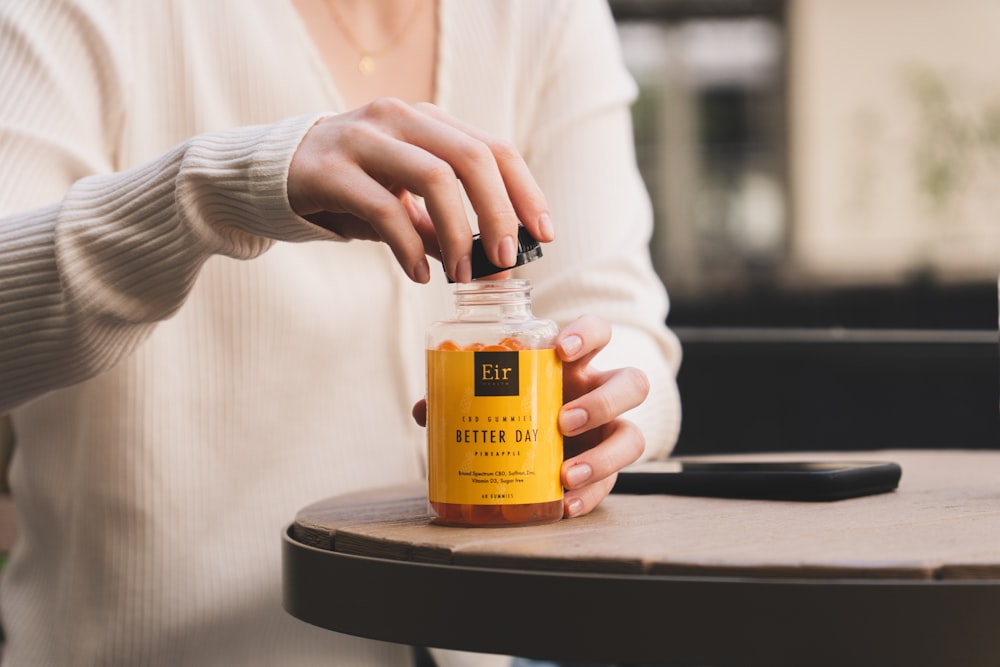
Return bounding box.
[287,98,554,283]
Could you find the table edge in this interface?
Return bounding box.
[282,526,1000,666]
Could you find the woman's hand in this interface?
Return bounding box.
[287,98,554,283]
[411,314,650,519]
[556,315,649,518]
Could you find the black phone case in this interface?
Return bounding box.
[611,460,902,501]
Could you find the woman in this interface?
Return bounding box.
[0,0,681,664]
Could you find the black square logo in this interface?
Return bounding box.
[474,351,519,397]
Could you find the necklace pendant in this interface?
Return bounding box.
[358,54,375,76]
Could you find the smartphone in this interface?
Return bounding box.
[611,459,902,501]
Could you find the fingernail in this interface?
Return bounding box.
[565,463,592,488]
[538,213,555,241]
[455,255,471,283]
[566,497,585,517]
[498,235,516,268]
[559,407,588,434]
[413,258,430,283]
[559,335,582,357]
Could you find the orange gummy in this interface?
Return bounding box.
[498,336,526,350]
[434,338,534,352]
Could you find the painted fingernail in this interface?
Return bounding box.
[538,213,555,241]
[455,255,472,283]
[559,407,588,434]
[566,497,585,517]
[565,463,592,488]
[413,258,430,283]
[498,235,517,267]
[559,335,582,357]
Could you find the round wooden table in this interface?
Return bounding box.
[283,450,1000,666]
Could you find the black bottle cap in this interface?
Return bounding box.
[447,226,543,282]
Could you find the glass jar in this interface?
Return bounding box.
[425,279,563,526]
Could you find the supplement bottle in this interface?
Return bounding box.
[425,235,563,526]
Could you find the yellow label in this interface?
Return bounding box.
[427,348,563,505]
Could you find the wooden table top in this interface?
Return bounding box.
[283,449,1000,666]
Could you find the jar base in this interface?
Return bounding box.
[430,499,563,527]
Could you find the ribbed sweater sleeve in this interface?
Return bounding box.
[0,0,336,412]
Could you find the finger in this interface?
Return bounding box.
[393,161,472,281]
[311,192,444,264]
[559,366,650,437]
[291,116,437,282]
[392,109,516,270]
[301,103,473,281]
[398,190,443,260]
[556,315,612,363]
[414,103,553,240]
[345,99,486,277]
[313,165,431,283]
[562,419,645,492]
[350,130,474,282]
[563,472,617,519]
[412,102,553,254]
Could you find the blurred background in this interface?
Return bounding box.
[609,0,1000,455]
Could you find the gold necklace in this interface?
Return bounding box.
[324,0,424,76]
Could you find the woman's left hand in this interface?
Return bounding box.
[555,315,649,517]
[411,314,650,518]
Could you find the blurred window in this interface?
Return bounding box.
[612,0,1000,330]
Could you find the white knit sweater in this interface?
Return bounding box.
[0,0,681,664]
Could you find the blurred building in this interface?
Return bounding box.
[612,0,1000,329]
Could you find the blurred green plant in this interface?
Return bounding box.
[903,64,1000,220]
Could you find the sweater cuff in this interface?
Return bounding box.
[56,112,341,327]
[179,112,343,255]
[246,112,343,244]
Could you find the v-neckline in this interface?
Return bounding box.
[283,0,445,113]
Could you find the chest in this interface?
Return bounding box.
[291,0,438,110]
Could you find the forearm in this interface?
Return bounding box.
[0,114,336,412]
